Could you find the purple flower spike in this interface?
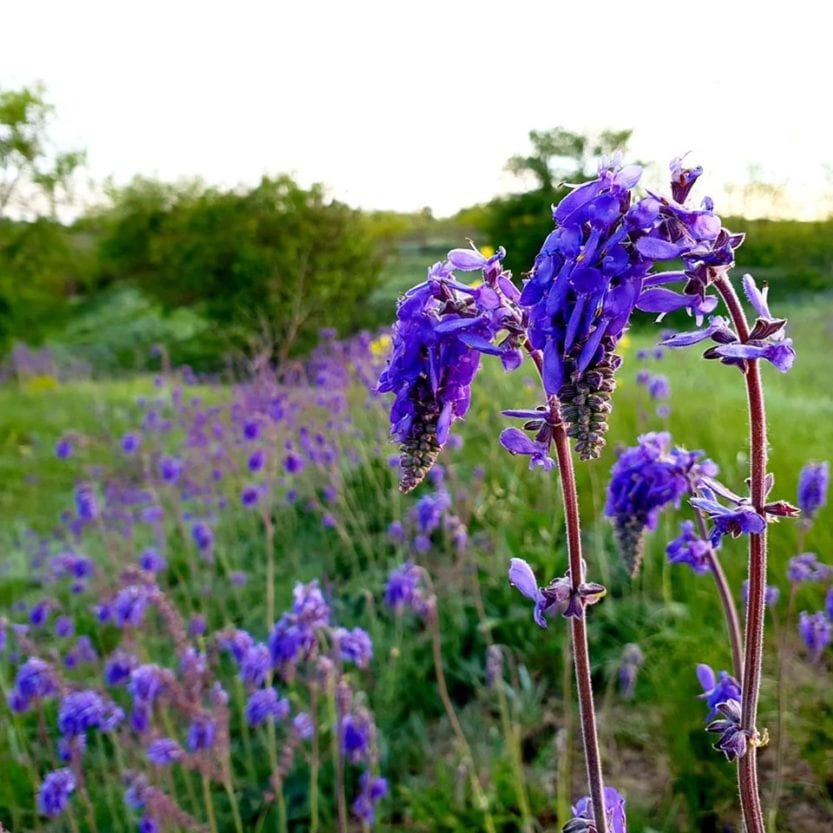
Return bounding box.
[797,461,828,523]
[787,552,831,583]
[666,520,712,574]
[606,432,716,576]
[799,611,831,662]
[38,769,76,817]
[146,738,183,766]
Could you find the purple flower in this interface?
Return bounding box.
[58,690,106,736]
[293,712,314,740]
[696,664,741,721]
[248,449,266,472]
[113,585,151,628]
[241,484,261,508]
[787,552,831,583]
[411,489,451,535]
[341,712,372,762]
[29,599,53,626]
[240,643,271,687]
[147,738,183,766]
[121,433,141,453]
[797,461,829,522]
[387,521,405,544]
[75,483,98,521]
[666,520,712,574]
[498,427,555,471]
[219,629,254,663]
[606,432,716,576]
[799,611,831,662]
[352,772,388,825]
[186,716,217,752]
[690,478,766,546]
[38,769,75,817]
[384,562,428,616]
[507,558,605,627]
[741,580,779,608]
[284,452,305,474]
[245,688,289,727]
[139,817,159,833]
[13,657,58,707]
[104,651,137,686]
[706,698,749,761]
[647,374,670,401]
[129,665,166,707]
[191,522,214,552]
[571,785,628,833]
[243,419,260,441]
[159,457,182,483]
[335,627,373,669]
[55,438,73,459]
[378,247,521,491]
[139,548,167,573]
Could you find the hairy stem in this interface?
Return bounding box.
[716,274,768,833]
[551,413,608,833]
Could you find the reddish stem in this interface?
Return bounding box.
[715,274,768,833]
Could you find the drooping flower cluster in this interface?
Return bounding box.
[605,432,717,576]
[378,246,524,491]
[521,157,734,459]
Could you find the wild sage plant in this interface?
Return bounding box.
[378,156,800,832]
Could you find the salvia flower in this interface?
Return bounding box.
[666,520,712,574]
[112,584,152,628]
[605,432,716,576]
[508,558,605,628]
[147,738,184,766]
[186,715,217,752]
[697,664,741,721]
[799,611,831,662]
[498,426,555,471]
[58,690,107,737]
[378,246,520,491]
[706,699,750,761]
[74,482,98,521]
[568,785,628,833]
[797,461,829,523]
[690,477,767,546]
[352,772,388,826]
[341,711,373,763]
[191,521,214,552]
[245,688,290,727]
[38,768,76,817]
[787,552,831,583]
[11,657,58,709]
[384,562,429,617]
[138,548,167,574]
[335,627,373,669]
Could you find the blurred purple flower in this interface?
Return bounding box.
[38,769,75,817]
[799,611,831,662]
[797,461,828,522]
[666,520,712,574]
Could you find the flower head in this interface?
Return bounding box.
[797,461,829,523]
[605,432,716,576]
[38,769,76,817]
[570,785,628,833]
[378,247,521,490]
[799,611,831,662]
[666,520,712,574]
[697,663,741,721]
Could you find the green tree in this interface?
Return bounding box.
[96,175,385,361]
[0,84,85,218]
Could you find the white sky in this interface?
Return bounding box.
[3,0,831,218]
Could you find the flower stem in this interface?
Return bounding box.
[716,274,768,833]
[694,509,744,680]
[551,411,608,833]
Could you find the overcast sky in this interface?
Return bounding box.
[3,0,830,218]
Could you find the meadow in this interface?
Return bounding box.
[0,295,831,833]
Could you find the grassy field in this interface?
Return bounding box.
[0,297,831,832]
